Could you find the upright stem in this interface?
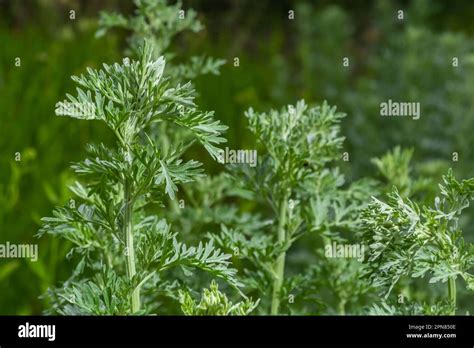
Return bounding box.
[123,161,140,313]
[448,276,456,315]
[271,195,288,315]
[338,298,346,315]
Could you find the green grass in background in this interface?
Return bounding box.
[0,19,120,314]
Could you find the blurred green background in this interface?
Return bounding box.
[1,0,473,314]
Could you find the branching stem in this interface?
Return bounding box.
[271,194,288,315]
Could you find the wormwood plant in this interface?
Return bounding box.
[179,280,259,315]
[245,100,345,314]
[97,0,225,173]
[360,169,474,315]
[39,42,249,315]
[211,100,376,314]
[97,0,225,83]
[370,146,445,202]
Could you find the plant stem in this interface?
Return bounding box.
[338,298,346,315]
[448,276,456,315]
[124,170,140,313]
[271,195,288,315]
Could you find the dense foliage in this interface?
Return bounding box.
[1,0,473,315]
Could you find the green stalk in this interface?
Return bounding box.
[448,276,456,315]
[123,161,140,313]
[271,196,288,315]
[338,299,346,315]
